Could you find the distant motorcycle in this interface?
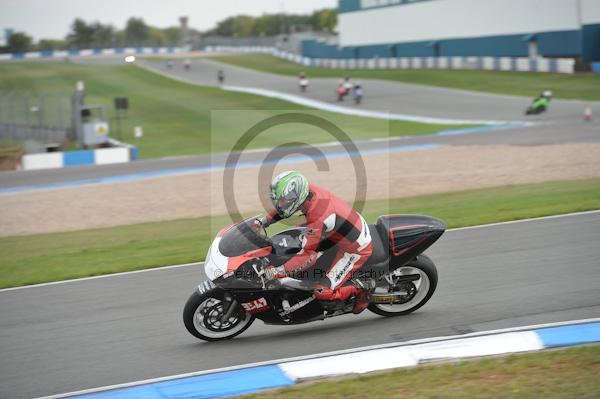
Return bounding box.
[525,90,552,115]
[353,84,364,105]
[525,101,548,115]
[298,72,309,92]
[183,215,445,341]
[337,85,349,101]
[337,77,354,101]
[299,77,309,92]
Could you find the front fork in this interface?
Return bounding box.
[220,292,243,322]
[197,281,245,323]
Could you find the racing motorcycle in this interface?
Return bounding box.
[525,91,551,115]
[183,214,445,341]
[298,77,309,92]
[525,102,547,115]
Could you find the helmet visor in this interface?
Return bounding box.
[275,191,299,215]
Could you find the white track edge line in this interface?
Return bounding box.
[447,209,600,232]
[0,262,202,292]
[136,62,520,125]
[36,317,600,399]
[2,209,598,293]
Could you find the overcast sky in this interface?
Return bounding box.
[1,0,337,40]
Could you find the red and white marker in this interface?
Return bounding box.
[584,105,592,121]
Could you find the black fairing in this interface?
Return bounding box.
[228,289,323,325]
[271,228,305,255]
[375,214,446,268]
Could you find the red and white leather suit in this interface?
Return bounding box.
[266,183,373,303]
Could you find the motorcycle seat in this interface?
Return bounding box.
[367,224,389,264]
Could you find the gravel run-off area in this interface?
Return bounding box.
[1,142,599,237]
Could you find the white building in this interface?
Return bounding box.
[302,0,600,62]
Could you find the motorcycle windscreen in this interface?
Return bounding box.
[218,217,272,257]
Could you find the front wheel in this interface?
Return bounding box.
[183,290,254,341]
[368,254,438,317]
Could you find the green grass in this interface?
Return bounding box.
[1,178,599,289]
[210,54,600,101]
[0,62,470,159]
[246,345,600,399]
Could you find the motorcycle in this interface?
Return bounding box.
[298,78,309,92]
[337,85,349,101]
[353,85,364,105]
[183,214,445,341]
[525,97,549,115]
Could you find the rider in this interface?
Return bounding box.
[260,171,374,313]
[298,72,308,91]
[532,90,552,111]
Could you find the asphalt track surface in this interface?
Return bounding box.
[1,212,599,398]
[1,56,599,190]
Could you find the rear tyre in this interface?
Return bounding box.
[368,254,438,317]
[183,290,254,341]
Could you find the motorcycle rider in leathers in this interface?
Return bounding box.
[259,171,374,314]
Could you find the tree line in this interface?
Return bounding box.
[205,9,336,37]
[3,17,186,53]
[2,8,336,53]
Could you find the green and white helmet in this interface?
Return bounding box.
[269,171,309,218]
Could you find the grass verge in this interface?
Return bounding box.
[1,178,598,289]
[246,345,600,399]
[0,62,469,159]
[210,54,600,101]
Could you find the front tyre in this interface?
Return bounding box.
[368,254,438,317]
[183,290,254,341]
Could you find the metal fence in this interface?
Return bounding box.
[0,91,73,143]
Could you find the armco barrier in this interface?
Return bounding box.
[21,144,138,171]
[205,46,576,74]
[0,47,183,62]
[40,318,600,399]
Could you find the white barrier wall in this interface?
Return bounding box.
[0,47,183,62]
[21,153,63,171]
[20,146,137,171]
[339,0,600,47]
[95,147,130,165]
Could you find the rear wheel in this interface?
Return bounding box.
[183,290,254,341]
[368,254,438,317]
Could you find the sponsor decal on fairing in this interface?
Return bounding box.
[279,296,315,316]
[241,297,270,314]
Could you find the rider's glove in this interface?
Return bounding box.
[253,216,268,230]
[263,266,285,280]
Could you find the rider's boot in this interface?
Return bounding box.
[314,279,375,314]
[350,278,376,314]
